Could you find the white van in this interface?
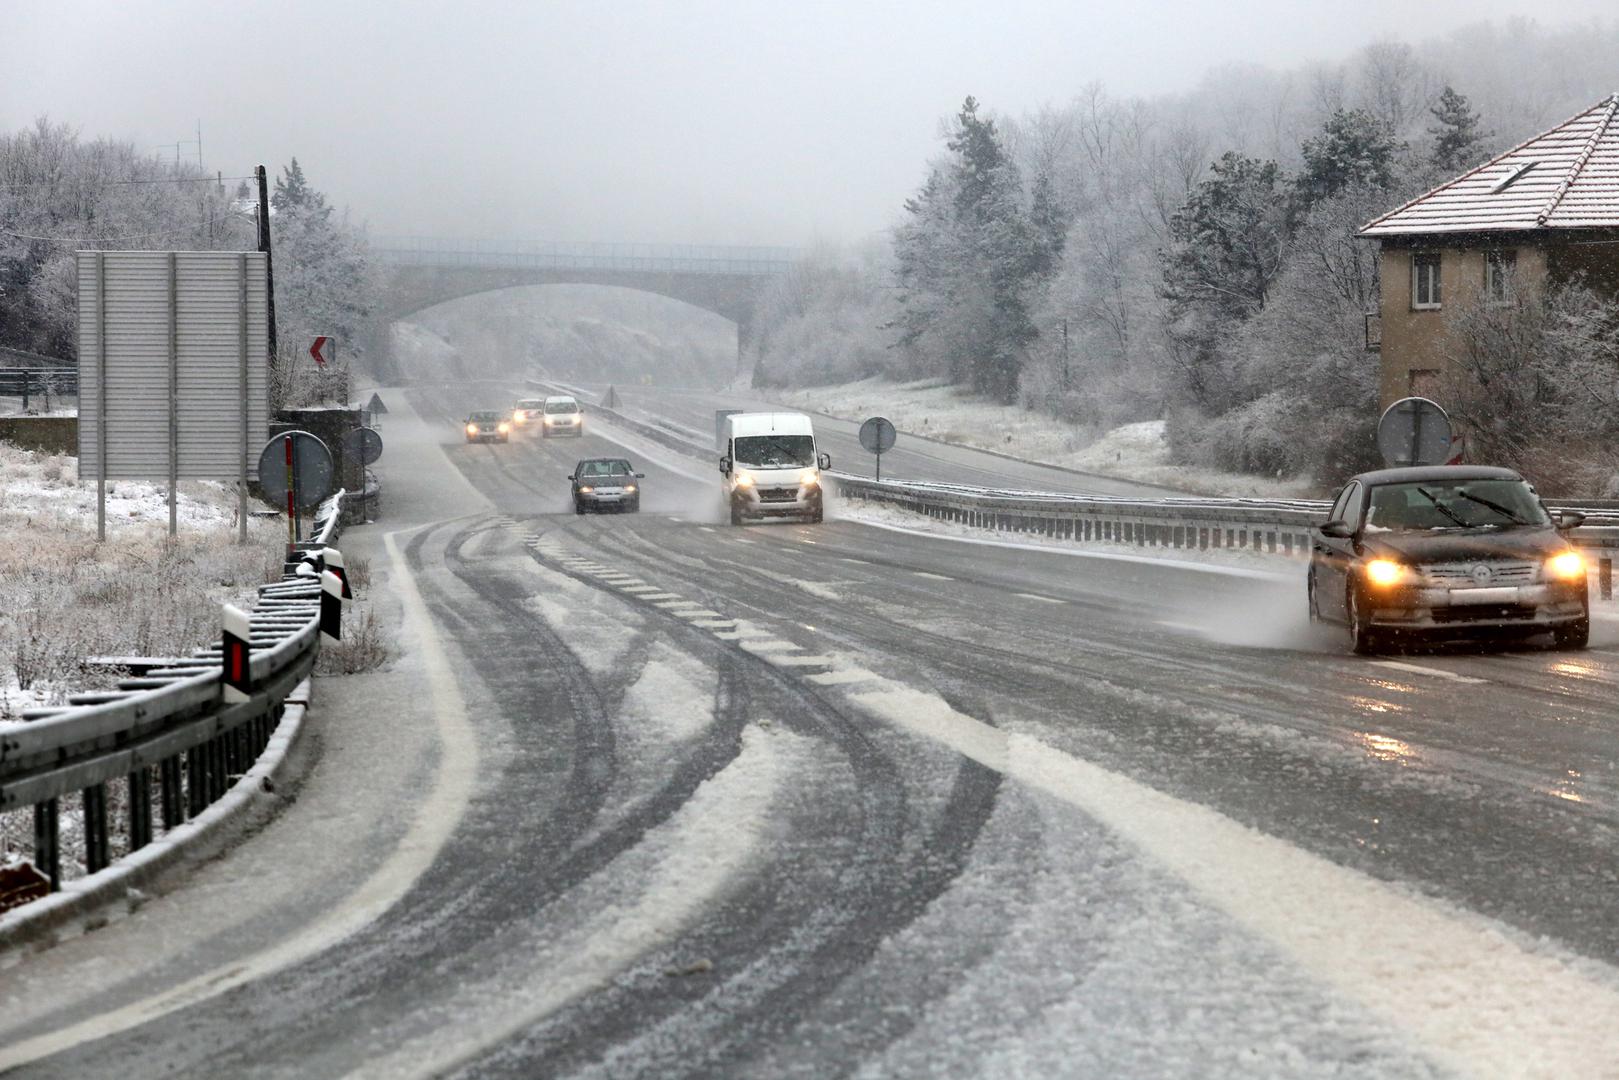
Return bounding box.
[718,412,831,525]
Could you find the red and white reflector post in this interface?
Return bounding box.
[320,570,343,643]
[321,547,353,599]
[222,603,252,703]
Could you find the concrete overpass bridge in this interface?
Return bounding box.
[369,236,795,379]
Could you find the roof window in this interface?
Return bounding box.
[1490,161,1538,194]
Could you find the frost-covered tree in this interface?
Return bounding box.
[265,159,376,407]
[1296,108,1403,208]
[1427,86,1490,175]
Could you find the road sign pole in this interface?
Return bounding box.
[96,253,107,543]
[167,252,178,539]
[876,448,881,482]
[238,253,250,545]
[285,435,295,551]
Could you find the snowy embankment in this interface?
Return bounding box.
[0,442,283,720]
[771,377,1319,499]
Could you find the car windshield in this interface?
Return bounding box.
[516,399,543,410]
[469,411,501,421]
[734,434,813,468]
[545,400,580,414]
[1364,479,1550,531]
[578,460,631,477]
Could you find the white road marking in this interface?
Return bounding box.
[839,557,871,565]
[913,571,952,581]
[804,667,884,686]
[690,619,738,629]
[764,654,834,668]
[0,523,484,1071]
[733,538,755,545]
[698,526,715,533]
[639,592,683,602]
[1015,592,1065,604]
[674,610,726,620]
[850,683,1619,1078]
[739,638,800,654]
[1370,661,1487,685]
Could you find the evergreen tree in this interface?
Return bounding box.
[272,157,330,222]
[1428,86,1490,174]
[1296,108,1402,207]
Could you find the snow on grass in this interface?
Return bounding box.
[0,442,286,873]
[773,377,1319,498]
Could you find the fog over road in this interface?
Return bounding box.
[5,380,1619,1078]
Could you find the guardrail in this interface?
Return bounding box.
[0,492,346,898]
[524,377,1619,589]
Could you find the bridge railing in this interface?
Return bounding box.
[373,235,796,275]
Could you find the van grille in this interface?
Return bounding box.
[757,487,797,503]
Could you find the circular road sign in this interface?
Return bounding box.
[1377,397,1453,469]
[859,416,897,454]
[257,430,336,511]
[343,426,384,466]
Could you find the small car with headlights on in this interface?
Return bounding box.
[1308,465,1588,653]
[541,395,584,438]
[569,457,643,514]
[511,397,547,431]
[465,410,511,443]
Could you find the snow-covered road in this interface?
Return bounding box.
[5,380,1618,1078]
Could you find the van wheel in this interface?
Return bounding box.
[808,505,823,524]
[730,503,744,526]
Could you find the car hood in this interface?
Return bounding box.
[1361,526,1569,563]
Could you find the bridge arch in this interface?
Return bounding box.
[368,238,792,380]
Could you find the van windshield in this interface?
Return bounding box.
[734,434,813,468]
[545,400,580,414]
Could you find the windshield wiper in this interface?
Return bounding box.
[1414,487,1472,529]
[1456,491,1530,526]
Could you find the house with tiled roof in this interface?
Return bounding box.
[1359,92,1619,408]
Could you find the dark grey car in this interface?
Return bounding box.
[569,458,643,514]
[1308,465,1588,653]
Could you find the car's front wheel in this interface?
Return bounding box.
[1554,618,1589,650]
[1347,583,1380,655]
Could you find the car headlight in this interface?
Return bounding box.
[735,471,755,487]
[1364,559,1408,587]
[800,470,819,487]
[624,484,636,492]
[578,485,594,493]
[513,414,525,424]
[543,416,554,424]
[1548,551,1586,582]
[498,423,510,434]
[466,423,478,435]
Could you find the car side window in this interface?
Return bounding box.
[1342,482,1366,528]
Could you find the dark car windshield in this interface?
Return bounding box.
[577,459,631,477]
[469,411,501,421]
[545,400,580,414]
[1364,479,1550,531]
[734,434,813,468]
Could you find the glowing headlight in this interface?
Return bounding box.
[513,413,525,424]
[799,470,819,487]
[735,471,755,487]
[1364,559,1408,587]
[1548,551,1586,582]
[543,415,554,424]
[624,484,637,492]
[497,423,510,434]
[466,423,479,435]
[578,485,594,493]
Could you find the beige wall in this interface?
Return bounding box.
[1377,243,1549,410]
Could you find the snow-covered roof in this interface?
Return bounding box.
[727,412,813,438]
[1360,93,1619,238]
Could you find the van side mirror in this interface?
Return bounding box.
[719,456,732,475]
[1555,510,1586,530]
[817,452,832,470]
[635,472,645,479]
[1318,521,1354,539]
[566,474,575,481]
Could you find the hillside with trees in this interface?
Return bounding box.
[748,19,1619,490]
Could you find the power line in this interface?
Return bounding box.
[0,220,245,244]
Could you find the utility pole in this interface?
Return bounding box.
[1060,317,1070,391]
[256,165,278,364]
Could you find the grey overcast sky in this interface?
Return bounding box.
[4,0,1615,247]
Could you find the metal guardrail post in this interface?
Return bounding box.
[128,769,153,852]
[83,784,109,874]
[33,800,59,890]
[1602,558,1613,600]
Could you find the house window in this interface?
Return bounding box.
[1411,252,1442,310]
[1485,249,1517,303]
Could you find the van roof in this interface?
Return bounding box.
[544,395,577,404]
[727,412,814,437]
